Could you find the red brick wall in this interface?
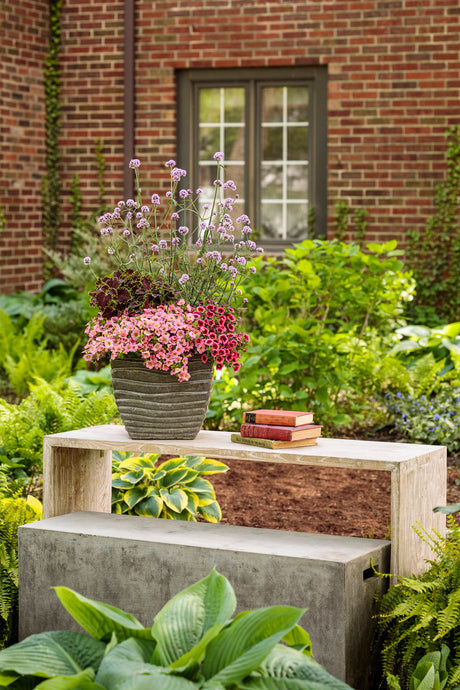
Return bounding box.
[0,0,48,292]
[2,0,460,291]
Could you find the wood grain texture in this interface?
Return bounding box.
[43,441,112,519]
[42,426,447,576]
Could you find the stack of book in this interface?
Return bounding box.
[230,409,322,449]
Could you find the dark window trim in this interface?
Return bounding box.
[176,66,328,244]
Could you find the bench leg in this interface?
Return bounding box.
[43,442,112,519]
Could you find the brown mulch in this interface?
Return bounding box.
[209,433,460,540]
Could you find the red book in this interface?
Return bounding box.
[242,409,314,426]
[239,423,322,442]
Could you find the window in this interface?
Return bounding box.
[177,67,328,248]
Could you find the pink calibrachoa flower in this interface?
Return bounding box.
[83,299,250,381]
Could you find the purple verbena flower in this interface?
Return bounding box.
[129,159,141,169]
[151,194,160,205]
[213,152,224,161]
[83,256,91,264]
[165,159,176,168]
[178,273,190,284]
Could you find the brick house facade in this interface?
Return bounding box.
[1,0,459,293]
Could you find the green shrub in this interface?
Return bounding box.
[0,380,118,482]
[112,454,228,522]
[0,569,352,688]
[0,494,42,650]
[375,519,460,689]
[208,239,414,432]
[387,646,450,690]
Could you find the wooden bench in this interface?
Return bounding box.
[43,425,447,577]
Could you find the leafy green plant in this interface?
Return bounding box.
[0,309,81,398]
[387,646,450,690]
[391,323,460,378]
[375,519,460,689]
[0,494,42,650]
[383,385,460,453]
[0,380,117,481]
[333,200,369,244]
[42,0,63,262]
[406,126,460,325]
[208,239,414,432]
[0,568,352,688]
[112,454,228,522]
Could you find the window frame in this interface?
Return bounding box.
[176,66,328,247]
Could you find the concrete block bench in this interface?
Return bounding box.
[19,510,390,689]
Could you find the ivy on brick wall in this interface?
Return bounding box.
[406,126,460,325]
[41,0,63,263]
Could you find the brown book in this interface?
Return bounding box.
[242,409,314,426]
[240,422,322,442]
[231,433,320,449]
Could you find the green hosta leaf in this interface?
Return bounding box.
[135,495,163,518]
[158,468,192,488]
[281,625,312,655]
[161,488,189,513]
[238,678,341,690]
[259,644,352,688]
[117,673,200,690]
[53,588,152,642]
[151,569,236,667]
[123,487,148,510]
[0,631,105,679]
[201,606,306,685]
[35,668,102,689]
[197,501,222,523]
[95,638,158,689]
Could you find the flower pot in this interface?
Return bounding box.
[111,354,214,440]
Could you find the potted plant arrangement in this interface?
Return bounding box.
[83,153,263,439]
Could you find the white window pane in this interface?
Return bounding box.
[261,164,282,199]
[287,164,308,199]
[261,202,284,239]
[287,203,309,240]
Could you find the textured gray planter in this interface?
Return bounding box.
[111,354,213,439]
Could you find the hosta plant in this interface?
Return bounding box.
[0,569,352,689]
[111,454,228,523]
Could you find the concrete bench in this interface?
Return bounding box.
[19,510,390,689]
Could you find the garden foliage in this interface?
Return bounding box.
[406,125,460,325]
[207,239,414,431]
[0,569,352,688]
[112,454,228,522]
[375,519,460,689]
[0,380,117,481]
[0,494,42,651]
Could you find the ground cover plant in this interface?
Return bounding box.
[0,568,352,688]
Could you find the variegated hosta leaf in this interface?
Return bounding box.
[158,468,193,489]
[53,588,153,642]
[116,455,160,471]
[151,569,236,667]
[120,470,144,484]
[197,501,222,523]
[185,477,215,495]
[157,457,190,472]
[135,495,163,518]
[163,507,195,521]
[112,475,133,490]
[123,487,148,510]
[197,495,217,507]
[34,667,102,689]
[190,458,229,476]
[183,490,199,514]
[160,488,188,513]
